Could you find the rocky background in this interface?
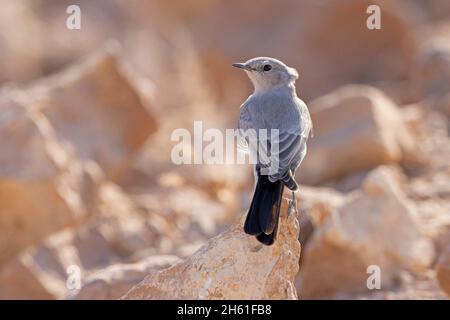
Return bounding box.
[0,0,449,300]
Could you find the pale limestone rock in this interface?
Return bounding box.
[415,23,450,98]
[435,92,450,117]
[0,46,157,265]
[436,246,450,297]
[71,255,181,300]
[131,186,232,248]
[0,1,44,82]
[0,224,118,300]
[122,194,301,300]
[294,186,345,288]
[337,270,447,300]
[298,166,435,298]
[298,186,345,227]
[0,94,98,265]
[299,85,424,185]
[0,181,164,299]
[142,0,417,102]
[29,46,157,180]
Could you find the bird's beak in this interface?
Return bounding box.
[232,63,252,71]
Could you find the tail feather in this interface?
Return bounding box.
[256,232,275,246]
[244,174,284,245]
[244,178,263,235]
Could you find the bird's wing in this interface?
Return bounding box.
[263,95,309,179]
[238,94,312,179]
[238,99,255,153]
[296,97,313,140]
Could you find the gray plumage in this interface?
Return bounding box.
[233,57,312,245]
[237,57,312,183]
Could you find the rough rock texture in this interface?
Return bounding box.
[299,85,424,185]
[122,194,300,300]
[71,255,181,300]
[0,94,98,265]
[30,47,157,180]
[436,246,450,297]
[298,166,435,298]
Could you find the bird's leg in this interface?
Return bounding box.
[288,190,297,216]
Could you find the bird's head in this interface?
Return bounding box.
[232,57,298,92]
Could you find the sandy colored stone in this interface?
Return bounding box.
[298,186,345,227]
[436,246,450,297]
[141,0,416,102]
[298,166,435,298]
[0,46,156,265]
[131,186,232,249]
[0,94,98,265]
[122,193,301,300]
[0,223,118,300]
[338,270,447,300]
[30,46,157,180]
[415,22,450,98]
[71,255,181,300]
[298,85,424,185]
[0,1,44,82]
[435,92,450,117]
[0,180,166,299]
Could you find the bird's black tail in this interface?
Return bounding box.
[244,174,284,245]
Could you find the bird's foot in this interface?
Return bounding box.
[288,190,298,216]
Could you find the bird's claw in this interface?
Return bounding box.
[288,191,298,216]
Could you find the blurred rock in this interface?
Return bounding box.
[401,104,426,136]
[298,166,435,298]
[132,186,233,248]
[292,186,346,287]
[436,246,450,297]
[122,193,300,300]
[414,23,450,99]
[29,46,157,181]
[0,223,119,299]
[417,0,450,21]
[71,255,180,300]
[143,0,417,103]
[338,270,447,300]
[176,165,249,206]
[0,94,98,265]
[411,198,450,255]
[35,0,129,74]
[0,1,45,83]
[299,85,424,185]
[0,180,168,299]
[435,92,450,117]
[294,186,345,273]
[407,168,450,254]
[298,186,345,227]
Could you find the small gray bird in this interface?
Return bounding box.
[233,57,312,245]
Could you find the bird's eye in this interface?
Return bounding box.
[263,64,272,71]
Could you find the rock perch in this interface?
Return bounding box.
[121,193,301,300]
